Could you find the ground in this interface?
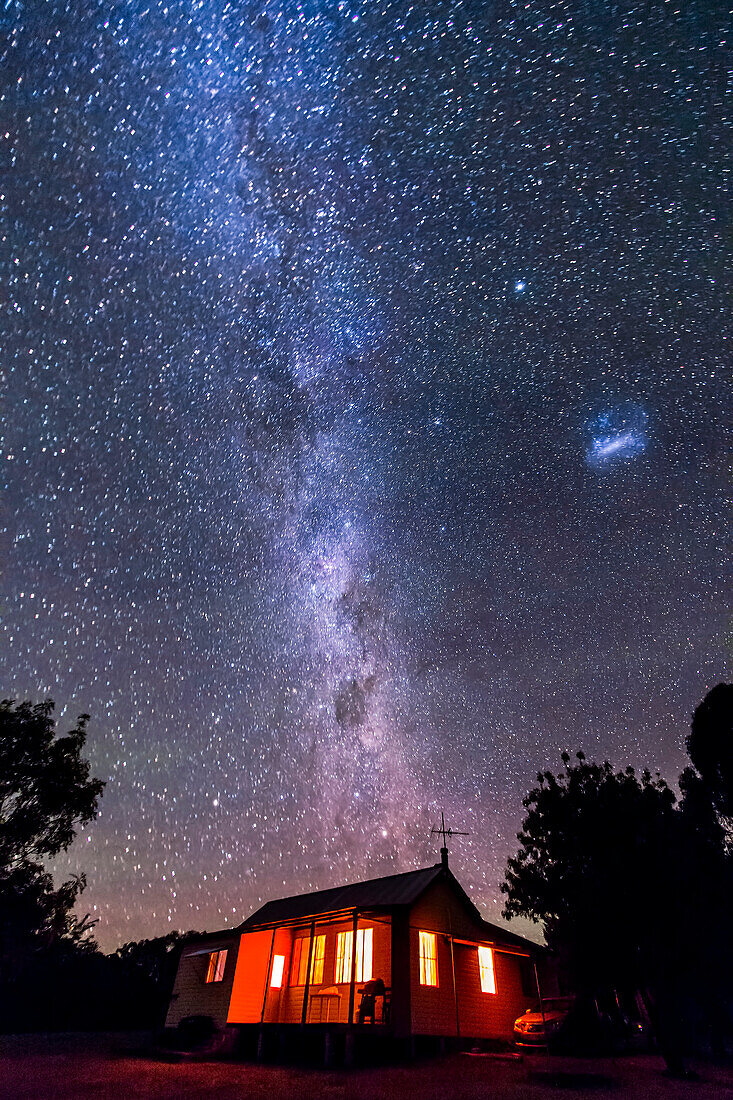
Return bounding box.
[0,1033,731,1100]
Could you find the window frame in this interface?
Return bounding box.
[418,930,438,987]
[356,927,373,983]
[289,934,326,986]
[335,930,352,984]
[478,945,496,994]
[290,937,307,986]
[270,954,286,988]
[205,948,228,983]
[310,934,326,985]
[335,927,373,984]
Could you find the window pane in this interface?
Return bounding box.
[298,937,311,985]
[344,931,352,983]
[310,935,325,985]
[271,954,285,988]
[335,932,344,983]
[336,931,353,984]
[419,931,438,987]
[290,938,303,985]
[205,952,217,983]
[478,946,496,994]
[356,928,373,982]
[214,949,228,982]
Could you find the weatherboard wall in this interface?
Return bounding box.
[165,933,239,1029]
[452,944,529,1039]
[229,916,390,1026]
[407,878,533,1039]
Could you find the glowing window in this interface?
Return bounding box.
[289,935,326,986]
[335,931,352,984]
[270,954,285,988]
[205,949,228,983]
[310,934,326,985]
[290,938,307,985]
[478,946,496,994]
[419,931,438,987]
[356,928,373,983]
[335,928,373,984]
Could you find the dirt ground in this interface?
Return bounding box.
[0,1032,731,1100]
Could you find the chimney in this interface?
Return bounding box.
[440,846,449,870]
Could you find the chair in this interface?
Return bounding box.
[382,986,392,1025]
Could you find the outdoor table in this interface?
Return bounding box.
[308,985,342,1022]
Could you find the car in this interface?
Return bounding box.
[513,996,575,1048]
[514,993,650,1053]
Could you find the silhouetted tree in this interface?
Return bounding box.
[112,931,204,1026]
[0,699,214,1033]
[502,754,681,984]
[0,698,105,994]
[680,683,733,836]
[678,684,733,1057]
[501,750,718,1074]
[2,928,207,1033]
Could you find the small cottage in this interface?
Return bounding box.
[166,851,548,1062]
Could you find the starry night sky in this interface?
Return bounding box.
[2,0,729,951]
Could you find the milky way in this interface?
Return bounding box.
[2,0,728,949]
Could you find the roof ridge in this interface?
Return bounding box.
[250,863,443,909]
[239,864,446,929]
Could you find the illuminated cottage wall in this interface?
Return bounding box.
[409,881,530,1038]
[228,917,389,1026]
[165,864,545,1044]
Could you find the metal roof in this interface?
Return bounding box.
[240,864,447,929]
[480,917,543,952]
[236,863,543,954]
